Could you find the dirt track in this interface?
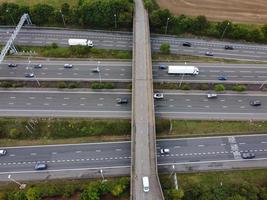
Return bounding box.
[156,0,267,24]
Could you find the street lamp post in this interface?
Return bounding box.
[165,17,170,34]
[178,62,187,88]
[114,14,117,29]
[97,61,102,83]
[221,22,230,40]
[99,169,107,182]
[8,175,26,189]
[59,10,66,27]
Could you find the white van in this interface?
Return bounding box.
[142,176,149,192]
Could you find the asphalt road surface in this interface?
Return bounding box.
[1,60,267,84]
[0,89,266,120]
[1,134,267,181]
[1,27,267,61]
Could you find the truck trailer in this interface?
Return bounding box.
[168,65,199,75]
[68,39,94,47]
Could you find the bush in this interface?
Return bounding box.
[68,82,79,89]
[57,82,67,88]
[160,43,170,54]
[214,84,225,91]
[232,85,246,92]
[51,43,58,49]
[0,81,13,88]
[91,82,114,89]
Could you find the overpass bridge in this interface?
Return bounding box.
[131,0,164,199]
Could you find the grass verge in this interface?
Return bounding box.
[1,118,267,146]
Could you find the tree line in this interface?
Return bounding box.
[0,1,133,29]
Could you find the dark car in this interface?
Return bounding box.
[92,68,100,73]
[8,63,17,67]
[241,152,255,159]
[34,163,48,170]
[117,98,128,104]
[218,75,227,81]
[250,100,261,106]
[159,64,167,70]
[225,45,234,50]
[182,42,192,47]
[34,64,43,68]
[24,72,34,78]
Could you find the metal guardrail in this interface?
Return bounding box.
[0,13,32,64]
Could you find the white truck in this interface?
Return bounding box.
[142,176,149,192]
[168,65,199,75]
[68,39,94,47]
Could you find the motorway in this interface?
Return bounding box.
[2,134,267,181]
[0,89,266,120]
[1,27,267,61]
[1,60,267,84]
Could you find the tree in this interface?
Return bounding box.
[227,194,246,200]
[261,24,267,41]
[191,15,209,34]
[30,4,55,25]
[160,43,170,54]
[149,9,172,32]
[166,189,184,200]
[216,20,233,39]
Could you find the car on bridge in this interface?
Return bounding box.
[160,148,170,154]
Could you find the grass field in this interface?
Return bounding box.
[0,0,77,7]
[156,0,267,24]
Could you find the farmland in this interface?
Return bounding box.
[156,0,267,24]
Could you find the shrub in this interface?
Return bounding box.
[57,82,67,88]
[91,83,114,89]
[51,43,58,49]
[68,82,79,89]
[214,84,225,91]
[0,81,12,88]
[160,43,170,54]
[232,85,246,92]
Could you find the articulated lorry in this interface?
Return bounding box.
[68,39,94,47]
[168,65,199,75]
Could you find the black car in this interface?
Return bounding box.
[182,42,192,47]
[8,63,17,67]
[250,100,261,106]
[117,98,128,104]
[241,152,255,159]
[225,45,234,50]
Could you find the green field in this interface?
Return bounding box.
[0,0,77,7]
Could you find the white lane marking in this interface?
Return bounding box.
[62,104,67,106]
[204,105,209,108]
[97,104,103,106]
[30,153,37,156]
[221,143,226,146]
[80,104,85,106]
[238,99,243,102]
[44,103,49,106]
[169,99,174,101]
[115,149,122,151]
[46,97,52,99]
[99,98,104,100]
[8,102,14,105]
[29,97,35,99]
[10,97,16,99]
[222,105,228,108]
[220,99,225,102]
[187,105,192,108]
[169,105,174,107]
[261,141,267,144]
[52,152,57,155]
[239,142,246,145]
[240,106,245,108]
[75,151,81,153]
[80,97,86,100]
[186,99,191,101]
[174,146,180,148]
[240,71,251,73]
[198,144,205,147]
[9,154,15,157]
[64,97,69,100]
[96,150,101,152]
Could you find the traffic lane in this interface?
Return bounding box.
[0,156,131,173]
[0,63,132,80]
[155,93,267,113]
[0,91,131,111]
[2,142,131,163]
